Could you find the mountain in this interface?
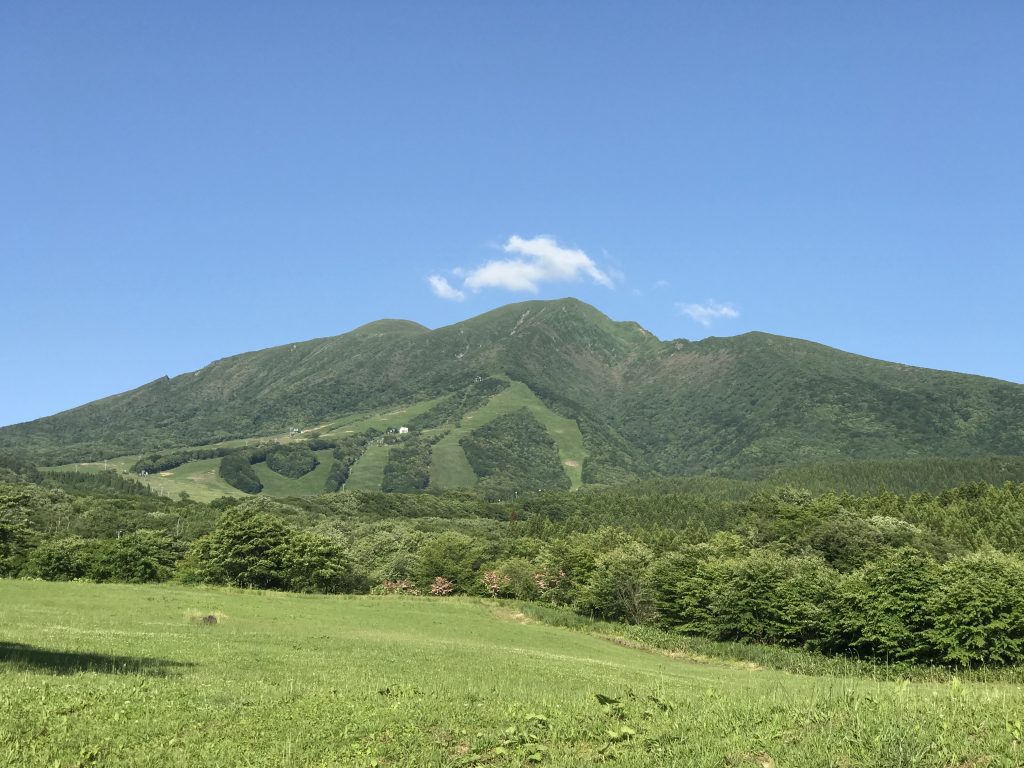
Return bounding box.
[3,298,1024,485]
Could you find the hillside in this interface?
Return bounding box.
[4,299,1024,483]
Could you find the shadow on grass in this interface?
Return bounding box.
[0,641,194,676]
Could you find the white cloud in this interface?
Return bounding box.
[654,279,670,289]
[463,235,613,294]
[428,275,465,301]
[678,300,739,327]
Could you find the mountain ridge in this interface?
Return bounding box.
[3,298,1024,478]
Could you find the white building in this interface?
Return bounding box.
[398,426,409,434]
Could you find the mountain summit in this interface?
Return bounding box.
[3,298,1023,481]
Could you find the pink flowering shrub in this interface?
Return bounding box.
[430,576,455,596]
[482,569,511,598]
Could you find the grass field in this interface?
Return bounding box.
[48,456,247,503]
[346,443,391,492]
[320,399,444,440]
[429,435,479,489]
[2,581,1022,767]
[253,449,337,496]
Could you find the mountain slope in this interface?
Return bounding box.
[3,298,1024,477]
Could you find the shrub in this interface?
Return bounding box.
[90,530,180,583]
[284,531,361,593]
[430,576,455,595]
[0,509,33,576]
[181,509,293,589]
[837,548,939,662]
[414,532,482,594]
[491,557,543,601]
[710,549,839,647]
[372,579,420,595]
[577,542,657,624]
[649,546,721,635]
[927,550,1024,667]
[24,536,100,581]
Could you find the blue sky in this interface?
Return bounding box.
[2,3,1022,427]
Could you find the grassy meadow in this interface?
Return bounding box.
[2,581,1023,767]
[345,443,391,492]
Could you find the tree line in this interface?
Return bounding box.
[4,478,1024,666]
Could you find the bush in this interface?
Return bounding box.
[181,506,360,594]
[90,530,180,583]
[491,557,543,601]
[710,549,839,648]
[24,536,100,581]
[0,510,33,576]
[649,546,721,635]
[837,548,939,662]
[577,542,657,624]
[182,509,293,589]
[927,550,1024,666]
[284,532,362,593]
[413,532,483,594]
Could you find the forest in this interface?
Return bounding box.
[4,451,1024,667]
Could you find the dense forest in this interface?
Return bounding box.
[4,450,1024,667]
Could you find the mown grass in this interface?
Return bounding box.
[2,581,1023,767]
[253,449,336,496]
[429,435,479,489]
[345,443,391,492]
[47,456,246,503]
[321,399,445,440]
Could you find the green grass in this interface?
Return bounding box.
[321,398,445,439]
[346,442,391,492]
[252,449,336,496]
[2,581,1023,767]
[429,435,479,489]
[46,456,246,503]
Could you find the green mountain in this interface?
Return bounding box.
[4,298,1024,486]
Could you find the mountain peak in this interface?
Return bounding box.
[3,298,1024,478]
[349,319,429,336]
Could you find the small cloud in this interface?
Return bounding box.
[631,288,643,296]
[677,300,739,327]
[428,275,465,301]
[654,279,670,289]
[463,235,614,293]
